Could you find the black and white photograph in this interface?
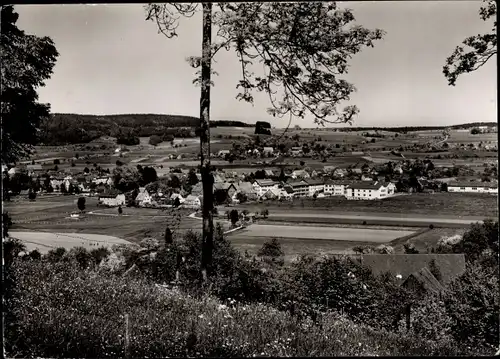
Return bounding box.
[2,1,498,357]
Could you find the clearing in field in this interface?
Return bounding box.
[9,231,131,254]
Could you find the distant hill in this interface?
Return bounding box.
[38,113,253,145]
[211,120,253,128]
[336,122,497,133]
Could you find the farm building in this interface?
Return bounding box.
[233,181,258,201]
[183,195,201,209]
[213,182,238,199]
[447,181,498,194]
[136,187,153,207]
[290,147,302,156]
[260,187,281,200]
[98,191,126,207]
[344,181,395,200]
[262,147,274,155]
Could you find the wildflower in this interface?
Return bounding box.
[198,314,205,319]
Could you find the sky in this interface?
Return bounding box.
[15,1,497,128]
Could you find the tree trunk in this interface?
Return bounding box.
[200,2,214,283]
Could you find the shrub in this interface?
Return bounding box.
[66,246,93,269]
[89,247,111,265]
[4,259,466,358]
[429,224,434,229]
[45,247,67,263]
[149,135,162,146]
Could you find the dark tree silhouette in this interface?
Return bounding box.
[443,1,496,86]
[1,6,59,163]
[77,197,86,212]
[146,2,384,281]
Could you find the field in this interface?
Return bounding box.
[4,195,203,243]
[9,231,130,254]
[228,223,415,261]
[237,193,498,218]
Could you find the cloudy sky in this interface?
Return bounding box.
[16,1,496,128]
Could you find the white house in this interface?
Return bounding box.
[136,187,153,207]
[307,179,325,197]
[252,179,279,197]
[98,192,126,207]
[324,180,351,196]
[447,182,498,194]
[183,195,201,209]
[262,147,274,155]
[345,181,395,200]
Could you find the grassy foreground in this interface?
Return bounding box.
[5,260,460,358]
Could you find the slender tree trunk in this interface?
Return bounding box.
[200,2,214,283]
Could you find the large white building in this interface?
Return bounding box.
[345,181,396,200]
[307,179,325,196]
[447,182,498,194]
[324,180,351,196]
[252,179,279,197]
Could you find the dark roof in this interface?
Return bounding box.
[402,267,447,295]
[343,254,466,286]
[254,179,278,186]
[99,189,122,198]
[306,179,325,186]
[348,181,385,190]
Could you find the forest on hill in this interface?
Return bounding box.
[336,122,497,133]
[38,114,254,145]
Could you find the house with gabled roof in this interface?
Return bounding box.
[98,189,126,207]
[183,194,201,209]
[252,179,279,197]
[345,181,395,200]
[136,187,153,207]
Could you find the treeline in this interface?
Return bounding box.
[39,113,200,145]
[211,120,253,128]
[336,122,496,133]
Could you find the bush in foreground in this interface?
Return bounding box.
[5,260,463,358]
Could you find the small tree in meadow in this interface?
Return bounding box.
[229,209,239,227]
[77,197,86,213]
[258,237,284,264]
[261,209,269,219]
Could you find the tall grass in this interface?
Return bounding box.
[5,260,462,358]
